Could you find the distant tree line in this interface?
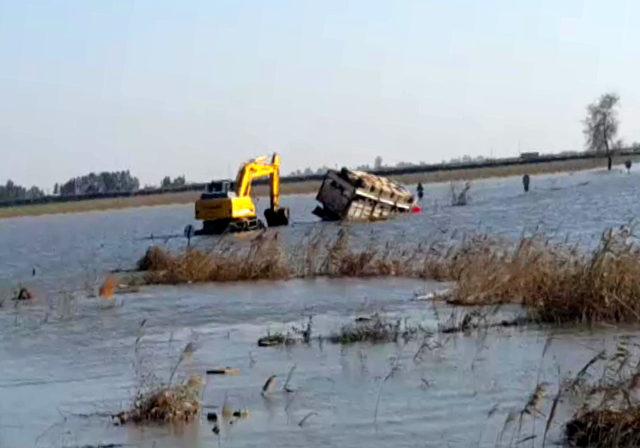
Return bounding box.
[160,175,186,189]
[55,171,140,196]
[288,155,493,176]
[288,166,333,177]
[0,180,45,201]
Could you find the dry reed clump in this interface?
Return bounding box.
[321,228,485,279]
[138,231,291,284]
[137,246,174,271]
[114,375,204,425]
[566,409,640,447]
[135,227,498,284]
[136,225,640,324]
[451,228,640,323]
[562,341,640,447]
[140,248,217,284]
[447,237,568,306]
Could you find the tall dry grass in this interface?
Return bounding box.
[560,341,640,447]
[139,231,290,284]
[137,226,640,324]
[451,228,640,323]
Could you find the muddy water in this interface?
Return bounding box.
[1,166,640,447]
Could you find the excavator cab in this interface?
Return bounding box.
[195,153,289,235]
[202,180,233,199]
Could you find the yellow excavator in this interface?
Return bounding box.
[194,153,290,234]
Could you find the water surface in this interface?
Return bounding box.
[1,167,638,447]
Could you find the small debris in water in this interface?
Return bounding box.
[262,375,277,395]
[232,409,250,418]
[298,411,318,427]
[99,275,117,299]
[14,287,33,301]
[206,367,240,376]
[257,333,295,347]
[283,364,296,393]
[420,378,433,389]
[221,401,235,420]
[71,444,124,448]
[206,412,218,422]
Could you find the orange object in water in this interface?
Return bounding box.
[99,275,117,299]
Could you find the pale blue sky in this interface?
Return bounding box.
[1,0,639,189]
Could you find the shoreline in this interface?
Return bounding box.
[0,154,635,219]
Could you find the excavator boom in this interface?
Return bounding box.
[235,154,280,202]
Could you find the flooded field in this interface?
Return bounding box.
[2,166,640,447]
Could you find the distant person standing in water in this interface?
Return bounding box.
[416,182,424,200]
[608,155,613,171]
[625,159,632,173]
[522,174,530,193]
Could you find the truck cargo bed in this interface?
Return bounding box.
[312,168,415,221]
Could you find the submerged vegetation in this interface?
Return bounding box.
[256,311,525,349]
[327,315,421,345]
[138,225,640,324]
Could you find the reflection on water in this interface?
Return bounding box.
[1,167,639,447]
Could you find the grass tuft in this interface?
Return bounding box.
[114,375,203,425]
[327,314,419,344]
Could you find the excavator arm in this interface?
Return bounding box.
[269,153,281,210]
[235,153,288,226]
[235,154,280,207]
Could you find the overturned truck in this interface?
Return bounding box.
[312,168,415,221]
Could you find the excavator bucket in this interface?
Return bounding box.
[264,207,290,227]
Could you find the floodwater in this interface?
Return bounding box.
[1,166,640,447]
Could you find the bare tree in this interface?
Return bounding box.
[583,93,620,155]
